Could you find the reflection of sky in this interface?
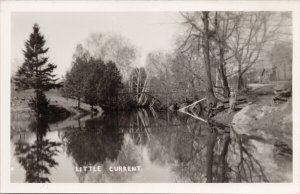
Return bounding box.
[70,133,179,183]
[11,129,179,183]
[130,147,177,182]
[10,141,25,182]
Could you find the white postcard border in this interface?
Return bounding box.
[1,1,300,193]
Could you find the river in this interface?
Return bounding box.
[10,108,292,183]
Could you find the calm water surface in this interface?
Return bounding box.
[11,109,292,183]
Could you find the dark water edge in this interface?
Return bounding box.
[10,109,292,183]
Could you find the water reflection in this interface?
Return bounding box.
[14,116,61,183]
[63,115,124,167]
[11,108,292,183]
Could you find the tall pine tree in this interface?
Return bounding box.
[14,23,61,116]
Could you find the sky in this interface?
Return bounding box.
[11,12,182,77]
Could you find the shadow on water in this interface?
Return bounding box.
[12,108,292,183]
[14,116,61,183]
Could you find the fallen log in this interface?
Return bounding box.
[179,108,208,123]
[273,89,291,103]
[274,89,291,97]
[222,97,247,104]
[178,98,206,112]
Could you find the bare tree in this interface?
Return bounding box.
[129,67,150,106]
[227,12,288,90]
[179,11,290,97]
[145,51,173,81]
[212,12,240,97]
[202,12,218,105]
[83,33,138,81]
[180,12,218,105]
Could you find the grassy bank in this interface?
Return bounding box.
[11,88,102,134]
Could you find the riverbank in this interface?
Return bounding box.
[11,88,102,134]
[213,81,293,182]
[214,81,292,145]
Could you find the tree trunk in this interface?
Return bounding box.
[237,75,243,90]
[237,62,244,90]
[202,11,218,106]
[77,97,81,109]
[214,12,230,98]
[219,134,230,182]
[35,89,39,117]
[206,130,218,182]
[219,47,230,97]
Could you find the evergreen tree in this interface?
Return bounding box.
[28,90,50,117]
[14,23,61,91]
[14,23,61,116]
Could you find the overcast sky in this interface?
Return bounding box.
[11,12,182,77]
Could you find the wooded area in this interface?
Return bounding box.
[13,11,292,115]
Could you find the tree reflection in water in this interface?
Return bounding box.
[173,118,271,183]
[61,108,275,183]
[63,109,174,182]
[126,109,271,183]
[14,116,61,183]
[63,114,124,167]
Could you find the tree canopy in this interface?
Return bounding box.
[63,48,123,109]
